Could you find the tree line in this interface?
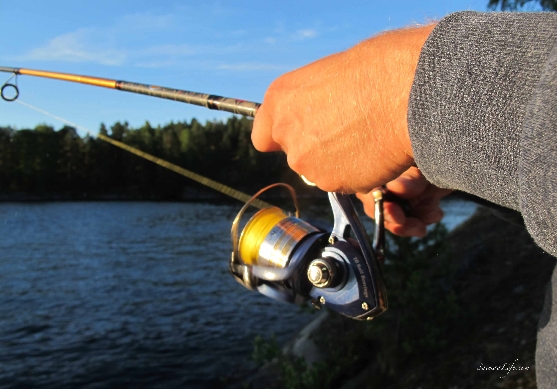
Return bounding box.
[0,116,310,201]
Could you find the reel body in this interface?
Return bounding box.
[230,184,388,321]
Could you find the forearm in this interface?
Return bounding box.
[347,24,436,159]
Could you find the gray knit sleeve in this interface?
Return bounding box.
[408,11,557,255]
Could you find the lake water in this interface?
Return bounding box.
[0,199,477,388]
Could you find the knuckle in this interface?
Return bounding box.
[265,76,287,102]
[286,152,303,174]
[270,125,286,148]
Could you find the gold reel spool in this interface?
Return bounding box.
[238,206,287,266]
[231,183,319,270]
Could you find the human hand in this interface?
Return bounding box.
[356,167,453,237]
[252,24,435,194]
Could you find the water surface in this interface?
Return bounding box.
[0,202,315,388]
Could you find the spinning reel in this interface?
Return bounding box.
[230,184,388,320]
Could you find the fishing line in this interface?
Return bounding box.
[14,99,271,209]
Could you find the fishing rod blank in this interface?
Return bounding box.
[0,66,260,117]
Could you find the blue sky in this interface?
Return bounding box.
[1,0,488,136]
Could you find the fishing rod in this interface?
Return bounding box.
[1,66,388,321]
[0,66,260,117]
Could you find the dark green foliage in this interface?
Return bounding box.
[488,0,557,10]
[252,335,281,365]
[252,333,347,389]
[0,117,302,200]
[373,224,462,372]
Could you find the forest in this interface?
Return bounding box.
[2,0,554,203]
[0,116,312,201]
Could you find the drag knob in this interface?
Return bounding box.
[307,258,337,288]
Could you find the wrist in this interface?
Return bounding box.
[351,24,436,165]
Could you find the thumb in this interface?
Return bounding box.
[252,103,282,152]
